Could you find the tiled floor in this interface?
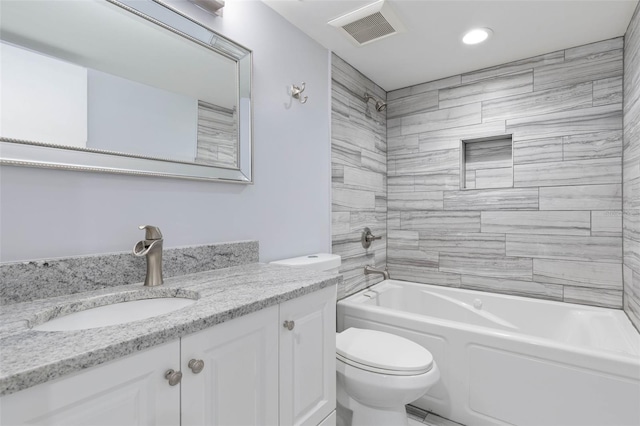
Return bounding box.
[406,405,465,426]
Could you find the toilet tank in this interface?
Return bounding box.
[270,253,341,274]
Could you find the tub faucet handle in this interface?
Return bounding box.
[362,227,382,249]
[139,225,163,240]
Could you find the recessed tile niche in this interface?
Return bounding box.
[460,134,513,190]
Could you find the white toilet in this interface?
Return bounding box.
[336,328,439,426]
[271,253,440,426]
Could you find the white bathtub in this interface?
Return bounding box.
[337,280,640,426]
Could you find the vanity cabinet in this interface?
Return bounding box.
[0,286,336,426]
[181,305,279,426]
[0,340,181,425]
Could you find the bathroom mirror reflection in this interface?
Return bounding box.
[0,0,253,182]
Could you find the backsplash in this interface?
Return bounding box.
[331,54,387,299]
[386,38,624,308]
[0,240,258,305]
[624,2,640,330]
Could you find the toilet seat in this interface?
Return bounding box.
[336,328,433,376]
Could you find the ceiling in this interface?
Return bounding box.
[262,0,638,92]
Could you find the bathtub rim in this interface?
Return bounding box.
[338,280,640,364]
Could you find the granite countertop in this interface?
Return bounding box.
[0,263,341,397]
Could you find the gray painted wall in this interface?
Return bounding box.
[331,54,387,299]
[87,69,198,162]
[624,3,640,330]
[386,38,624,308]
[0,0,331,263]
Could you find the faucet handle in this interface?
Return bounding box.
[139,225,163,240]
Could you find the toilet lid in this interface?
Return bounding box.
[336,328,433,375]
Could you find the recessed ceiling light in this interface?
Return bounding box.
[462,28,493,45]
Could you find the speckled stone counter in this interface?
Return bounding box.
[0,263,341,396]
[0,241,259,305]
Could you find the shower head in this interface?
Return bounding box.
[364,93,387,112]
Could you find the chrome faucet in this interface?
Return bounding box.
[364,265,390,280]
[133,225,164,287]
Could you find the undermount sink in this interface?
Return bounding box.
[33,297,197,332]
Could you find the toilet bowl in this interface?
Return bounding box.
[336,328,439,426]
[270,254,439,426]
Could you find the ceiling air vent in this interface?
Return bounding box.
[328,0,405,47]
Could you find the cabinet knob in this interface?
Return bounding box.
[165,369,182,386]
[188,359,205,374]
[283,320,295,331]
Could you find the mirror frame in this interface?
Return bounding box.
[0,0,253,183]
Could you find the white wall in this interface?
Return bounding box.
[87,69,198,162]
[0,0,331,263]
[1,42,87,147]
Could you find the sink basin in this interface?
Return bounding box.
[33,298,197,331]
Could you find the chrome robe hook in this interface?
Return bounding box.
[291,82,308,104]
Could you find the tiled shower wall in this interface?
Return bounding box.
[331,54,387,299]
[386,38,624,308]
[624,4,640,330]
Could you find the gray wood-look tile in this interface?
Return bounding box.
[564,37,623,60]
[592,211,623,236]
[464,138,512,171]
[465,170,476,189]
[439,71,532,109]
[390,149,460,176]
[419,233,506,256]
[534,48,622,91]
[332,138,363,168]
[593,76,623,106]
[460,275,563,301]
[388,230,420,250]
[400,211,481,232]
[388,191,444,211]
[562,130,623,160]
[506,104,622,140]
[388,175,415,193]
[414,171,461,192]
[624,236,640,274]
[418,121,507,153]
[481,211,591,235]
[332,165,344,183]
[391,103,481,136]
[388,249,439,268]
[332,212,351,235]
[482,82,593,123]
[387,90,438,119]
[388,75,462,101]
[533,259,622,289]
[332,187,376,211]
[343,166,384,191]
[563,286,622,308]
[461,51,565,84]
[506,234,622,263]
[514,158,621,187]
[388,135,419,155]
[443,188,538,210]
[475,167,513,189]
[387,264,462,287]
[439,254,532,280]
[513,137,563,164]
[539,184,622,210]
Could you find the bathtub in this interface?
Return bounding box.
[337,280,640,426]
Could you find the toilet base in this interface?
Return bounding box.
[338,383,410,426]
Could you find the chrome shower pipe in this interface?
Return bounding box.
[363,93,387,112]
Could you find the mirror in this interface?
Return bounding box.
[0,0,253,183]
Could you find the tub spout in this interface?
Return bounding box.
[364,265,390,280]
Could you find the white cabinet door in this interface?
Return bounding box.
[181,305,279,426]
[279,286,337,426]
[0,340,180,426]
